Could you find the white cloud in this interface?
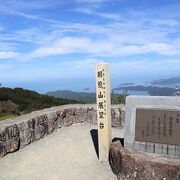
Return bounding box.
[59,58,102,67]
[75,0,107,3]
[73,8,94,14]
[1,1,180,61]
[0,4,40,20]
[150,19,179,26]
[0,51,19,59]
[74,8,120,20]
[1,58,180,82]
[0,2,62,22]
[18,35,180,61]
[111,59,180,79]
[0,26,4,32]
[14,28,54,45]
[1,0,62,11]
[0,64,14,70]
[2,14,180,61]
[0,58,100,81]
[98,12,120,20]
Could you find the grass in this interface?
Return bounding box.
[0,114,17,121]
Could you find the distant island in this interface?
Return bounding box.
[113,85,175,96]
[150,76,180,85]
[112,76,180,96]
[118,83,135,86]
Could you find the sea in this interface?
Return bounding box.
[113,83,180,96]
[2,78,180,96]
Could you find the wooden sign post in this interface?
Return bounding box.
[96,63,112,161]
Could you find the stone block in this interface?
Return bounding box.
[0,125,20,157]
[0,141,6,157]
[125,96,180,156]
[56,110,65,128]
[18,119,35,147]
[110,140,180,180]
[87,108,97,124]
[175,146,180,156]
[75,107,88,123]
[134,141,146,152]
[63,108,75,126]
[63,115,74,126]
[120,110,125,127]
[168,145,176,156]
[34,115,47,139]
[65,108,75,115]
[111,108,121,127]
[46,113,58,134]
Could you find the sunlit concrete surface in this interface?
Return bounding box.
[0,124,124,180]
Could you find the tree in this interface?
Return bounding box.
[111,90,128,104]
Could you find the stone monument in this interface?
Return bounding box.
[124,96,180,156]
[96,63,112,161]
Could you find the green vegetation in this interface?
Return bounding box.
[0,114,17,121]
[0,87,82,121]
[111,90,128,104]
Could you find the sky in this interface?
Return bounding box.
[0,0,180,93]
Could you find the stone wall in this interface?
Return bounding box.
[0,104,125,158]
[109,140,180,180]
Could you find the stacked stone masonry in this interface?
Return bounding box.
[0,104,125,157]
[110,140,180,180]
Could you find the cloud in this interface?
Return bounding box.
[74,8,120,20]
[75,0,107,3]
[0,58,100,81]
[59,58,102,67]
[18,35,180,61]
[0,5,40,20]
[2,13,180,61]
[1,58,180,83]
[0,26,5,32]
[0,43,18,51]
[1,0,62,11]
[14,27,55,45]
[0,1,63,22]
[19,37,95,60]
[1,0,180,62]
[0,0,180,87]
[111,59,180,79]
[0,51,19,59]
[149,19,179,26]
[0,62,15,70]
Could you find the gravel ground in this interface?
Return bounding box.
[0,124,124,180]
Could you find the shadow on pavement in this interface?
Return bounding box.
[90,129,99,159]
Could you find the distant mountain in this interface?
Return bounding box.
[113,85,175,96]
[150,76,180,85]
[47,90,96,103]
